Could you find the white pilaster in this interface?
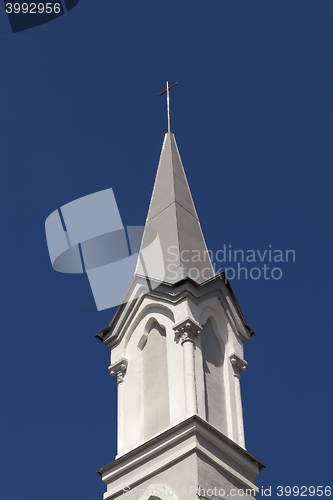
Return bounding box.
[173,318,202,416]
[229,353,247,448]
[108,358,128,456]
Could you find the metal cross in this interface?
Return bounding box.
[159,81,177,132]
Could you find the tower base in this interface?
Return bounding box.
[97,416,265,500]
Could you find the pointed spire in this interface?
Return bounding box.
[136,132,215,284]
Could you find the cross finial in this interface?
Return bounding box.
[159,81,177,132]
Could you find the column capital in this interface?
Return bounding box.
[108,358,128,386]
[173,317,202,345]
[229,353,247,380]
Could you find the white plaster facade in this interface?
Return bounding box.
[102,274,253,456]
[97,275,265,499]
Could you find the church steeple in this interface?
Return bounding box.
[96,90,265,500]
[136,131,215,284]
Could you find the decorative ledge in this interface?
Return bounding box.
[229,353,247,380]
[108,358,128,386]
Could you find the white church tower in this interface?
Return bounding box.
[96,84,265,500]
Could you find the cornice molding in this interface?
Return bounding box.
[96,274,253,350]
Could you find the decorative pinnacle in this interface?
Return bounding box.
[159,81,177,132]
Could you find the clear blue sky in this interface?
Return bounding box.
[0,1,332,499]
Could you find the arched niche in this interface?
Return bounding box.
[201,317,227,434]
[141,319,170,440]
[199,305,228,345]
[123,304,175,351]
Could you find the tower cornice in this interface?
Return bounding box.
[96,273,254,349]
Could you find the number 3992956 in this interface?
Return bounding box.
[5,3,61,13]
